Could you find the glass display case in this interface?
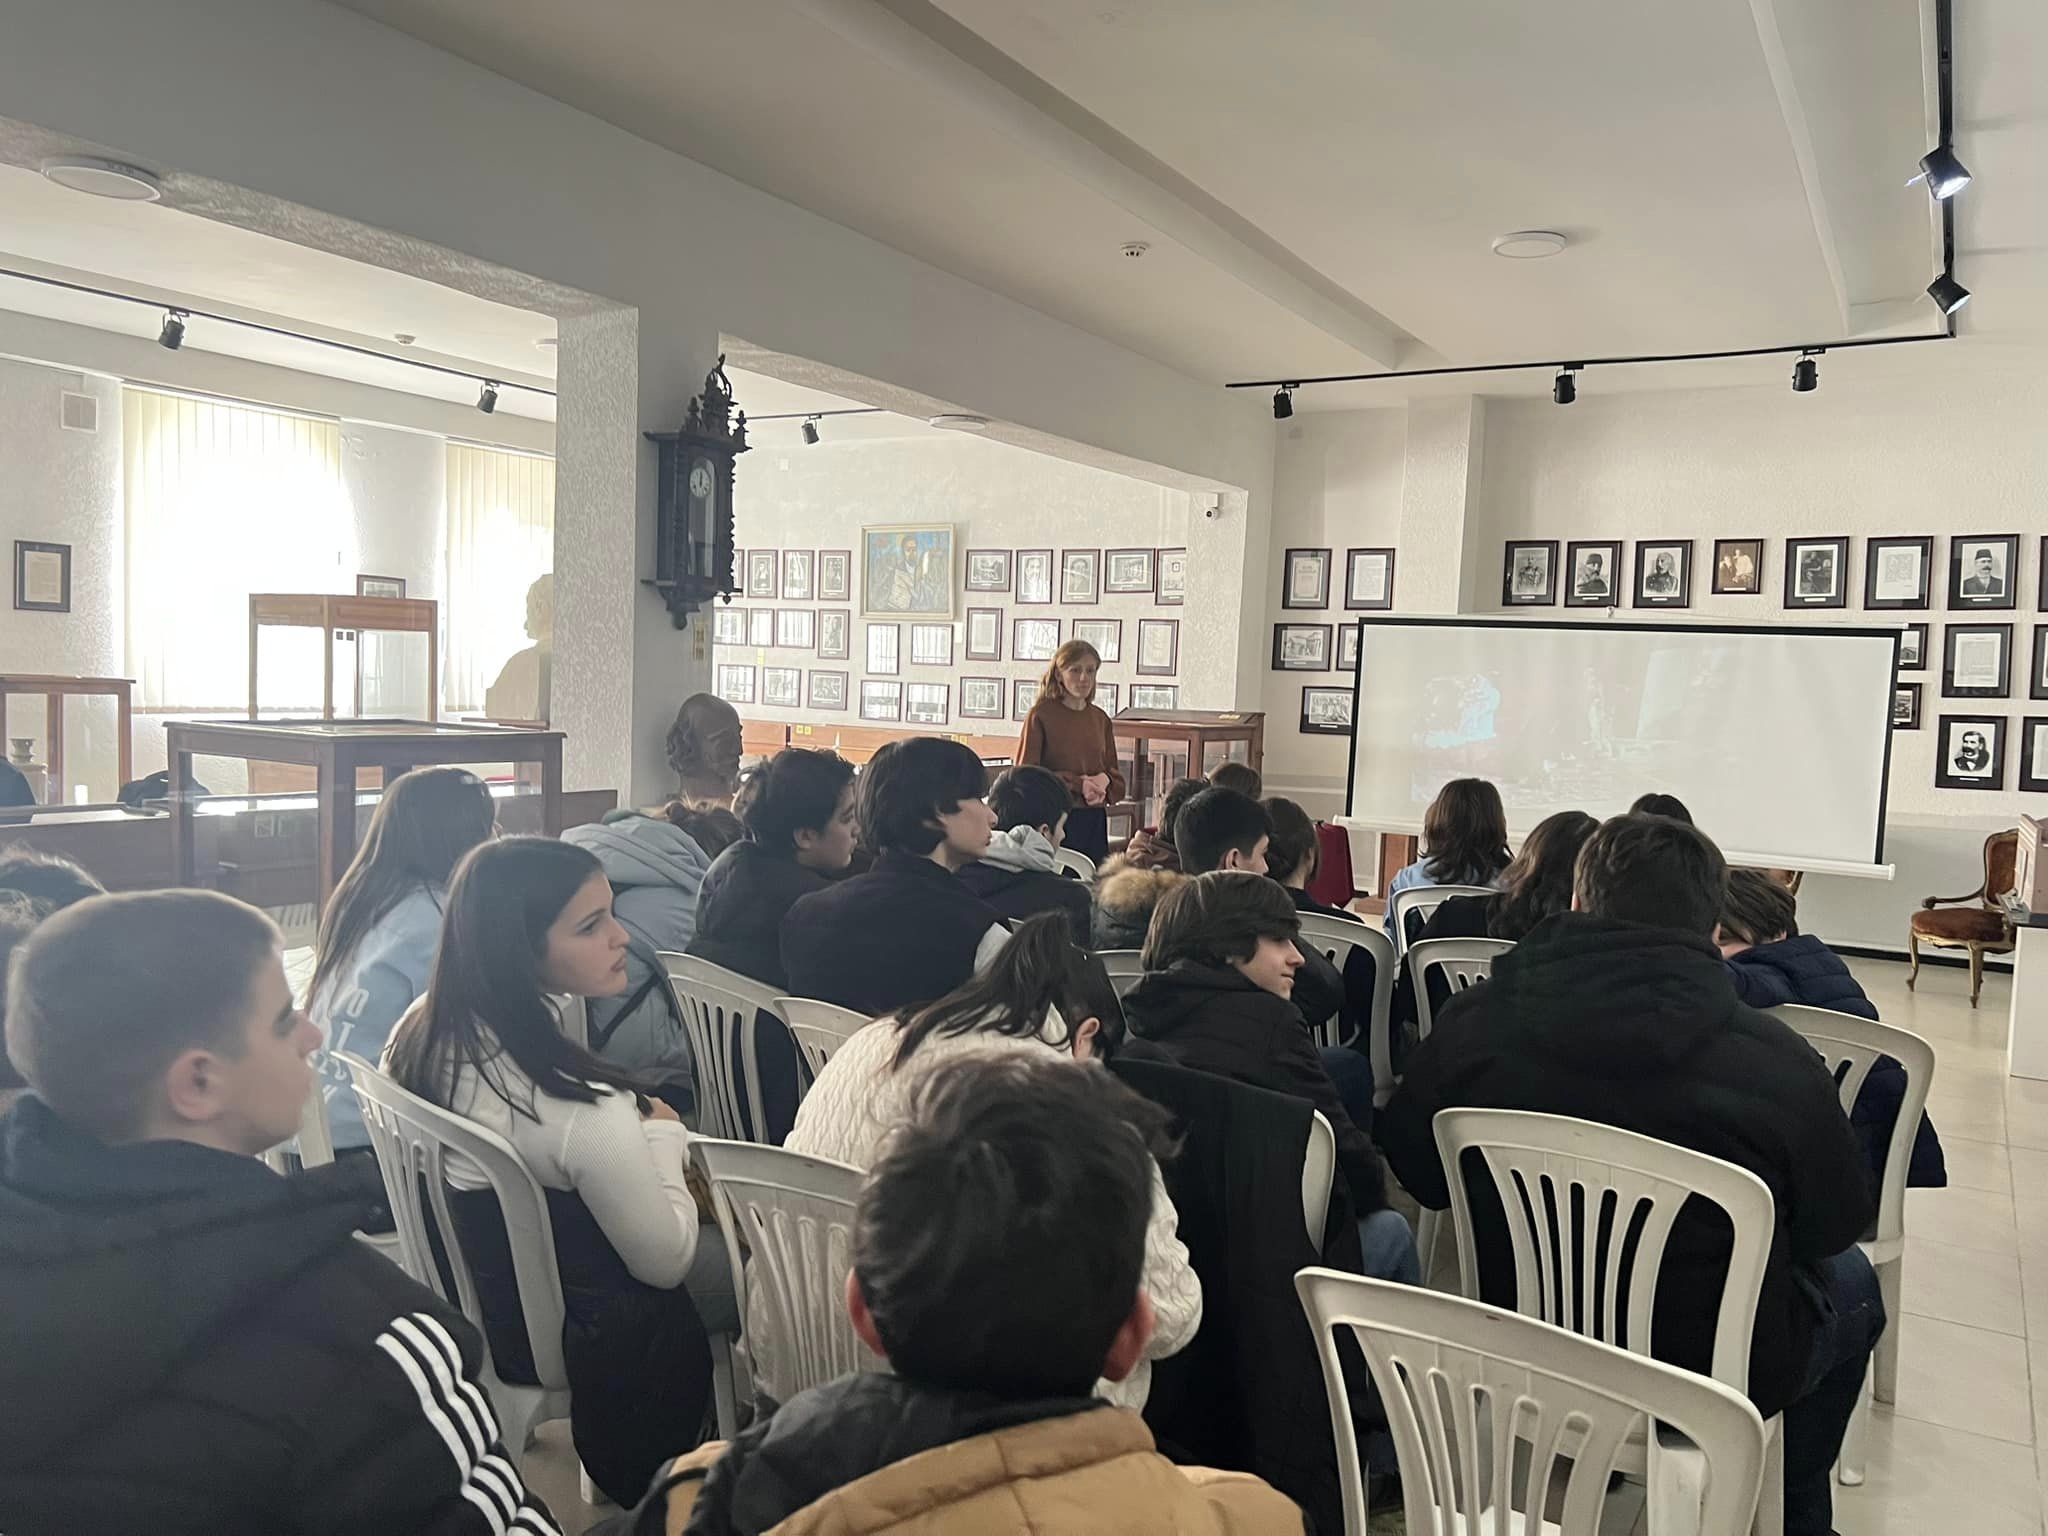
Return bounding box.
[1110,708,1265,832]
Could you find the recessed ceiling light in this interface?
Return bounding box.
[1491,230,1568,260]
[39,155,163,202]
[927,413,992,432]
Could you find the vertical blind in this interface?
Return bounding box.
[123,388,348,710]
[443,441,556,714]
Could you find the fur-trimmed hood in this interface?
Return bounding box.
[1090,857,1185,952]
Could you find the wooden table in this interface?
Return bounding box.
[166,718,563,905]
[248,594,439,720]
[0,673,133,802]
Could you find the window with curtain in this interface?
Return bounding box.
[443,441,556,718]
[123,387,350,710]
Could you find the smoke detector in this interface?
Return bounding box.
[1120,241,1151,259]
[39,155,162,202]
[1491,230,1568,259]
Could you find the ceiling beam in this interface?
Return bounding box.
[1746,0,1853,331]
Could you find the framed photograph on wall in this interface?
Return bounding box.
[748,607,774,648]
[762,667,801,708]
[775,609,816,650]
[1711,539,1764,596]
[1301,685,1354,736]
[1892,682,1922,731]
[1016,548,1054,605]
[964,607,1003,661]
[746,549,778,599]
[1344,547,1396,611]
[1949,534,2019,610]
[781,549,814,601]
[2040,536,2048,612]
[1935,714,2005,790]
[1014,616,1061,661]
[859,681,903,722]
[1060,548,1100,605]
[1096,682,1120,715]
[1502,541,1559,606]
[1564,541,1619,608]
[1157,548,1188,606]
[1129,683,1180,711]
[1633,541,1692,609]
[2021,718,2048,793]
[1012,677,1036,722]
[713,606,746,646]
[1272,623,1332,671]
[1337,624,1360,672]
[862,523,954,619]
[1072,618,1122,663]
[866,622,900,676]
[808,670,848,711]
[2032,625,2048,699]
[1281,547,1331,610]
[1864,536,1933,610]
[1899,622,1928,672]
[1942,622,2013,698]
[965,549,1012,592]
[1136,617,1180,675]
[817,550,852,602]
[1784,536,1849,608]
[355,573,406,599]
[909,623,953,667]
[960,677,1005,719]
[1105,548,1156,595]
[818,609,850,659]
[905,682,950,725]
[714,664,755,705]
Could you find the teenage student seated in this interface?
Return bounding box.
[1381,777,1511,942]
[385,836,732,1507]
[0,851,104,1120]
[1123,871,1417,1284]
[781,738,1007,1017]
[309,767,497,1152]
[783,912,1199,1409]
[1208,761,1262,800]
[1092,784,1267,951]
[1119,774,1208,873]
[0,889,560,1534]
[1379,814,1882,1536]
[1630,790,1693,823]
[958,764,1093,945]
[658,1054,1302,1535]
[1719,868,1945,1191]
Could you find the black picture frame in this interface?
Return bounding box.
[1563,541,1620,608]
[1272,623,1333,671]
[1012,677,1036,722]
[1337,624,1360,672]
[959,677,1005,720]
[1104,548,1157,595]
[1863,536,1933,610]
[1892,682,1922,731]
[1300,685,1354,736]
[964,548,1012,593]
[2033,624,2048,700]
[1711,539,1765,596]
[964,606,1003,661]
[1941,622,2013,699]
[1898,622,1929,672]
[1157,548,1187,606]
[1281,547,1332,610]
[1343,547,1396,611]
[13,540,71,613]
[355,573,406,599]
[1502,541,1559,606]
[1015,549,1054,605]
[1059,548,1100,605]
[807,670,849,711]
[1935,714,2006,790]
[1948,533,2020,611]
[1135,617,1180,675]
[2040,535,2048,613]
[1633,540,1693,609]
[1783,537,1850,609]
[2021,718,2048,793]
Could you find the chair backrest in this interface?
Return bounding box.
[659,952,779,1141]
[1296,1270,1767,1536]
[1406,936,1515,1042]
[1053,846,1097,882]
[1295,912,1394,1071]
[1388,883,1495,955]
[1302,1110,1335,1246]
[1985,829,2020,907]
[1433,1107,1774,1393]
[339,1051,569,1390]
[1096,948,1145,999]
[692,1137,879,1403]
[774,996,872,1083]
[1770,1004,1935,1250]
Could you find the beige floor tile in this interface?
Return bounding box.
[1928,1090,2010,1145]
[2012,1146,2048,1194]
[1832,1413,2041,1536]
[1943,1136,2015,1195]
[1902,1238,2025,1334]
[2010,1100,2048,1154]
[1893,1314,2034,1444]
[521,1419,602,1530]
[1907,1184,2018,1255]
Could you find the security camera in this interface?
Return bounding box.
[1203,494,1223,520]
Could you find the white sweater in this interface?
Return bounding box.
[385,1003,700,1289]
[782,1019,1203,1409]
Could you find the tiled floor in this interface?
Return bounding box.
[518,955,2036,1535]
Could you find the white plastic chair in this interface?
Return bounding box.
[1433,1107,1784,1535]
[1407,935,1515,1042]
[1388,882,1495,957]
[1295,913,1394,1072]
[1096,948,1145,999]
[1054,846,1097,882]
[1296,1270,1769,1536]
[692,1137,882,1406]
[659,953,782,1142]
[1302,1110,1336,1246]
[774,996,872,1086]
[1770,1004,1935,1485]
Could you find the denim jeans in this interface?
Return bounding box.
[1319,1043,1376,1136]
[1358,1207,1422,1286]
[1782,1246,1886,1536]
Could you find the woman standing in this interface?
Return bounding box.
[1016,639,1125,863]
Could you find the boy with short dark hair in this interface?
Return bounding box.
[957,764,1093,945]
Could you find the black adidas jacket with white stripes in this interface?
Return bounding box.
[0,1094,562,1536]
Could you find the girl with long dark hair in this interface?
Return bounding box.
[384,836,730,1506]
[1381,777,1512,942]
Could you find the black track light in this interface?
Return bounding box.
[801,415,821,445]
[1273,385,1295,420]
[1915,145,1972,200]
[476,380,499,414]
[157,309,186,350]
[1927,272,1971,316]
[1791,352,1819,393]
[1552,368,1577,406]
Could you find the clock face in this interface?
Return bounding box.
[688,461,713,499]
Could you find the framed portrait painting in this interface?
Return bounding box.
[817,549,852,602]
[1564,541,1620,608]
[818,609,850,660]
[1949,534,2019,611]
[1060,549,1100,605]
[1633,541,1692,609]
[1711,539,1764,596]
[1015,548,1054,605]
[861,523,954,619]
[1784,537,1849,609]
[1935,714,2005,790]
[1502,541,1558,606]
[746,549,778,600]
[2033,625,2048,700]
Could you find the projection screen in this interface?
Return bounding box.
[1344,617,1901,877]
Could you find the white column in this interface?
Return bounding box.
[1392,395,1487,616]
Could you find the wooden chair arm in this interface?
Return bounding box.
[1922,888,1988,910]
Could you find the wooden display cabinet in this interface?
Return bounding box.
[1110,708,1265,831]
[248,593,439,721]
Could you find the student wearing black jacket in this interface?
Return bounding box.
[0,889,558,1536]
[1378,814,1880,1536]
[958,765,1093,946]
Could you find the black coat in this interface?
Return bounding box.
[689,841,831,989]
[0,1097,559,1535]
[781,851,1004,1017]
[1378,913,1875,1419]
[1123,961,1387,1212]
[957,859,1093,947]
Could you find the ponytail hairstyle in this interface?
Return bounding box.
[1035,639,1101,706]
[891,912,1121,1068]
